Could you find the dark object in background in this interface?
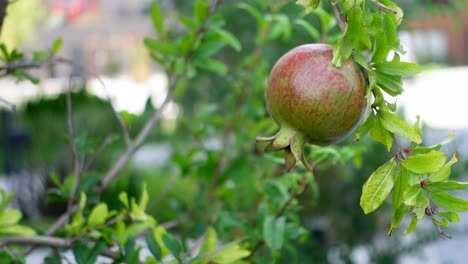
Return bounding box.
[1,111,31,173]
[0,111,66,219]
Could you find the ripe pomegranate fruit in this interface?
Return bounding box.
[256,44,367,171]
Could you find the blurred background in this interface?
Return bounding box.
[0,0,467,263]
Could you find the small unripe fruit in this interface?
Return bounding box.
[257,44,367,170]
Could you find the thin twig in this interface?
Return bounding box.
[54,57,132,146]
[66,76,82,219]
[0,56,131,147]
[82,134,114,172]
[0,236,72,248]
[46,0,222,237]
[370,0,397,14]
[94,78,131,146]
[330,2,347,32]
[98,73,179,190]
[0,96,15,111]
[0,0,8,38]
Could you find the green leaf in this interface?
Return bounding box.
[296,0,320,13]
[388,205,409,236]
[355,112,375,142]
[0,224,36,236]
[194,0,209,24]
[199,227,218,254]
[213,27,242,52]
[370,115,393,150]
[413,115,423,140]
[193,35,227,59]
[402,184,422,206]
[294,19,320,41]
[150,2,164,34]
[412,192,429,219]
[373,61,421,76]
[263,215,286,252]
[379,110,422,144]
[426,181,468,191]
[145,232,162,260]
[332,36,353,67]
[237,3,264,28]
[119,192,129,208]
[86,241,106,264]
[379,0,404,23]
[179,15,198,30]
[211,243,251,264]
[438,212,459,223]
[139,184,149,210]
[144,38,179,55]
[0,209,22,226]
[404,214,418,235]
[360,158,397,214]
[392,167,409,208]
[352,52,371,71]
[375,71,403,96]
[195,58,227,76]
[401,151,446,174]
[426,189,468,212]
[72,241,88,264]
[14,70,40,84]
[269,14,292,41]
[51,37,63,56]
[346,7,371,50]
[79,192,86,210]
[45,256,62,264]
[88,203,108,227]
[162,233,183,260]
[427,152,459,182]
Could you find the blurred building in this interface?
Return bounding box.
[405,1,467,65]
[30,0,174,80]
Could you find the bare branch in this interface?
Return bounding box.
[0,236,71,248]
[0,0,9,39]
[93,78,131,146]
[331,3,347,32]
[46,0,222,237]
[0,96,15,111]
[66,76,82,220]
[47,205,78,235]
[370,0,397,14]
[98,73,178,190]
[82,134,114,171]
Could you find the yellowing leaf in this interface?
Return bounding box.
[360,158,397,214]
[0,209,22,226]
[427,152,459,182]
[88,203,108,227]
[401,151,446,174]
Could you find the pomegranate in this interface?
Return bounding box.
[256,44,367,171]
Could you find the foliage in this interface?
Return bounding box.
[0,0,466,263]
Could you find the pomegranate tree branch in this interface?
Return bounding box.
[370,0,397,14]
[250,176,309,257]
[0,0,8,38]
[0,236,71,248]
[0,96,15,111]
[330,2,347,32]
[97,73,179,190]
[46,0,222,236]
